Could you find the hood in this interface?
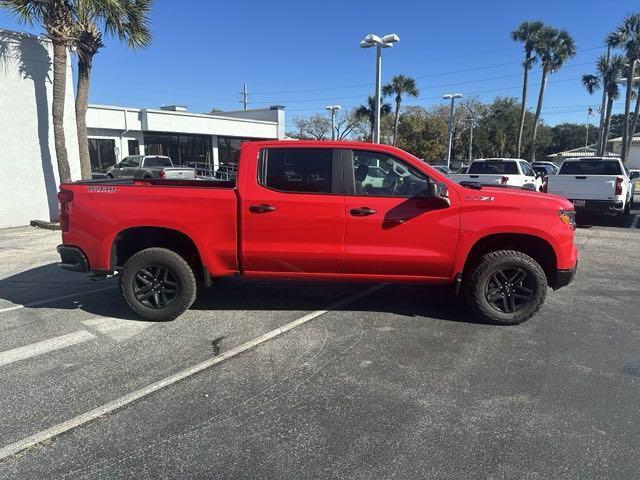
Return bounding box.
[459,185,574,210]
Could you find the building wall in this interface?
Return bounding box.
[0,29,80,228]
[610,141,640,169]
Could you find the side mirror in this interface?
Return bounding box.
[425,181,448,199]
[630,171,639,179]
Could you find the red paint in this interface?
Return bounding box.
[60,140,578,283]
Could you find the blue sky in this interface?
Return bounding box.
[1,0,638,131]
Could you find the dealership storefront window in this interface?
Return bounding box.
[89,138,117,173]
[217,136,264,167]
[144,133,212,166]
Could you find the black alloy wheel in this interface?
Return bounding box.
[133,265,179,309]
[484,267,535,314]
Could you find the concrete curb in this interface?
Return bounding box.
[30,220,61,231]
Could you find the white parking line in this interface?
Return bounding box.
[0,284,384,460]
[631,214,640,229]
[0,285,118,314]
[0,331,96,368]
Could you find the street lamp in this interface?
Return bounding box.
[443,93,463,169]
[360,33,400,143]
[325,105,342,140]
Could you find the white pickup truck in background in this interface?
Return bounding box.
[449,158,543,191]
[545,157,638,216]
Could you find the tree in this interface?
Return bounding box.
[394,106,448,160]
[355,95,392,142]
[1,0,74,183]
[382,75,419,146]
[543,122,597,155]
[529,27,576,161]
[609,13,640,162]
[73,0,152,179]
[292,114,331,140]
[511,20,544,158]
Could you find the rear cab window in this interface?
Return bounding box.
[259,148,333,193]
[468,160,519,175]
[559,160,622,175]
[143,157,172,168]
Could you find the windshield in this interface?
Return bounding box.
[559,160,622,175]
[143,157,173,167]
[468,161,519,174]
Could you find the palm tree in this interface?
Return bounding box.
[73,0,152,179]
[511,20,544,158]
[1,0,74,183]
[529,27,576,161]
[355,95,392,142]
[608,13,640,162]
[599,55,627,153]
[382,75,419,146]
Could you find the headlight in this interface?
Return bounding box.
[559,208,576,229]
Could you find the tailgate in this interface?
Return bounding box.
[162,167,196,179]
[547,175,617,200]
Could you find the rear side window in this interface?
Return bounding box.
[143,157,172,167]
[468,161,519,174]
[260,148,332,193]
[559,161,622,175]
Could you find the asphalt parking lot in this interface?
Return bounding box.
[0,203,639,480]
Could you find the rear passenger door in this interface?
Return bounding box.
[520,161,539,190]
[240,147,345,275]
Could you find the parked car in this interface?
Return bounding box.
[533,165,555,178]
[450,158,543,191]
[545,157,637,215]
[106,155,196,180]
[532,161,559,174]
[57,141,578,325]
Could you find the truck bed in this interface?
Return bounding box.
[60,178,239,274]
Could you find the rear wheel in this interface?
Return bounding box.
[120,247,197,321]
[464,250,547,325]
[624,198,631,215]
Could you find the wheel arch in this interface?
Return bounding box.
[461,233,558,286]
[110,226,209,284]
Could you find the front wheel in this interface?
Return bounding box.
[120,247,197,321]
[464,250,547,325]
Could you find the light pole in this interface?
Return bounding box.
[325,105,342,140]
[360,33,400,143]
[443,93,463,169]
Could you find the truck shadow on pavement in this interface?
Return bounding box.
[0,264,482,325]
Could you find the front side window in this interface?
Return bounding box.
[520,162,535,177]
[352,151,431,197]
[260,148,332,193]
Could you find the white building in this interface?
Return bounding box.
[0,28,286,229]
[609,134,640,169]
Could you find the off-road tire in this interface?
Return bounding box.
[120,247,197,321]
[464,250,547,325]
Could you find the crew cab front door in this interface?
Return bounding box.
[241,147,345,275]
[343,150,460,280]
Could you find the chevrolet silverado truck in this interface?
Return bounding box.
[57,141,578,325]
[545,157,638,215]
[450,158,543,191]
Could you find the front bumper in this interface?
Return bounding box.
[552,261,578,290]
[569,199,624,215]
[57,245,90,272]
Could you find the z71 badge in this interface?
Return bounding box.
[465,195,495,202]
[88,186,117,193]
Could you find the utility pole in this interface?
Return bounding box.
[240,83,248,111]
[443,93,463,169]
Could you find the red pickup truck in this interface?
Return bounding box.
[57,141,578,325]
